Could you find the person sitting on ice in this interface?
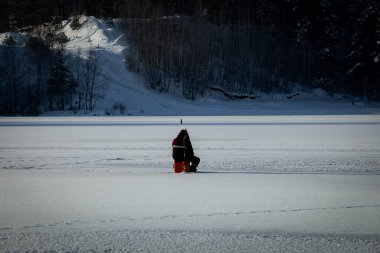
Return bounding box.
[172,128,200,172]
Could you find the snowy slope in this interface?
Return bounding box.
[56,16,379,116]
[60,16,204,116]
[1,15,379,116]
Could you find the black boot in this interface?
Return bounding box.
[189,165,197,173]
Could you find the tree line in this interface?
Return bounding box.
[0,20,104,115]
[0,0,116,32]
[120,0,380,100]
[1,0,379,103]
[124,16,296,99]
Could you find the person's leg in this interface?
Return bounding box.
[189,156,200,172]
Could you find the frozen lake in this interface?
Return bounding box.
[1,115,380,174]
[1,115,380,252]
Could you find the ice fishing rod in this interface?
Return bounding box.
[180,118,186,130]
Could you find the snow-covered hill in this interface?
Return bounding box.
[59,16,380,116]
[2,16,379,116]
[61,16,194,116]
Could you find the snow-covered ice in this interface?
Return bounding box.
[1,115,380,252]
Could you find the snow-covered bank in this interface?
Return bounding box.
[57,16,380,116]
[2,15,380,116]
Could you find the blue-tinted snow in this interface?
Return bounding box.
[0,116,380,252]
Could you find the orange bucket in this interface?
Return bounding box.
[173,161,190,173]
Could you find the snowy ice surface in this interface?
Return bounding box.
[0,115,380,252]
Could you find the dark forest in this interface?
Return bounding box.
[0,0,379,106]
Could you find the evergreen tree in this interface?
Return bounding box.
[348,0,380,100]
[48,50,77,111]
